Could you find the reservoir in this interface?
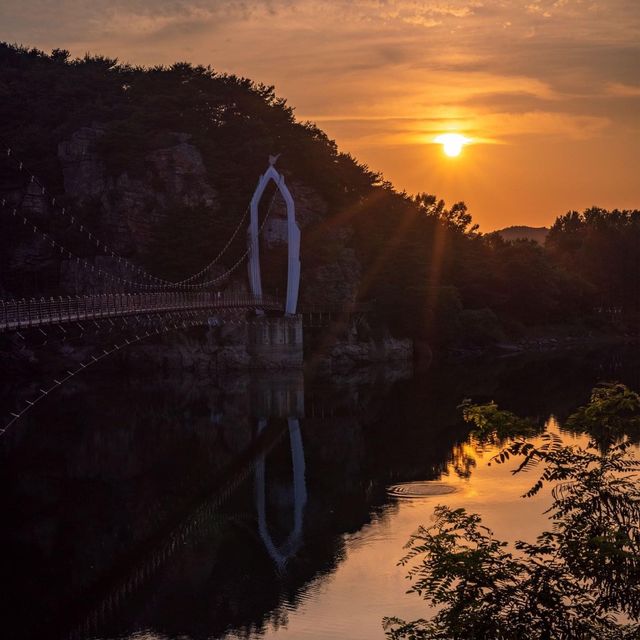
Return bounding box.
[1,346,638,639]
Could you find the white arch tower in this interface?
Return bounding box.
[247,157,301,315]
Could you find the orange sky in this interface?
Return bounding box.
[2,1,639,229]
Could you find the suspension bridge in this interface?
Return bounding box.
[0,139,350,635]
[1,147,300,322]
[0,143,314,431]
[1,142,376,436]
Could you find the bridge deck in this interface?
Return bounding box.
[0,292,284,332]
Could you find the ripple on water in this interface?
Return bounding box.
[387,481,457,499]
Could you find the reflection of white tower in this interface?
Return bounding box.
[247,157,301,315]
[254,417,307,571]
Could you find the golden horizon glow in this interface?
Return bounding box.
[435,133,470,157]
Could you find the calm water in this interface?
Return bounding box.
[1,347,639,640]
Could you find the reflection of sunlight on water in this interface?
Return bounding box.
[446,414,588,486]
[225,406,640,640]
[547,414,587,444]
[248,414,597,640]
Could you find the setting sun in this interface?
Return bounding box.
[435,133,469,157]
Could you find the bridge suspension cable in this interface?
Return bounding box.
[3,145,174,287]
[1,308,222,436]
[2,144,280,291]
[0,170,280,293]
[0,188,277,295]
[1,198,158,290]
[171,204,249,286]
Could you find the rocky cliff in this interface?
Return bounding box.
[54,125,363,306]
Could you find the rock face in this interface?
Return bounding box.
[330,335,413,372]
[54,126,363,312]
[306,246,361,307]
[1,181,59,297]
[57,126,109,199]
[128,328,253,374]
[58,127,218,257]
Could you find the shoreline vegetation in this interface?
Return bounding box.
[447,330,639,362]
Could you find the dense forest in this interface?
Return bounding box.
[1,43,638,351]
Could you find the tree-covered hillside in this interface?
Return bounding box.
[1,43,638,349]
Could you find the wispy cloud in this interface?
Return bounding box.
[605,82,640,97]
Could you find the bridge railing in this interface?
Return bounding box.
[0,292,283,332]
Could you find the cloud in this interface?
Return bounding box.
[526,3,552,18]
[475,110,611,140]
[310,109,610,148]
[605,82,640,97]
[0,0,637,219]
[400,15,442,27]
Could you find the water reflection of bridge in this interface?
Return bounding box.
[66,371,309,639]
[256,417,306,571]
[248,372,305,418]
[247,373,308,571]
[2,361,418,640]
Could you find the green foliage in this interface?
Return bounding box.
[565,383,640,444]
[414,193,479,235]
[457,309,505,346]
[386,385,640,639]
[547,208,640,312]
[461,399,539,444]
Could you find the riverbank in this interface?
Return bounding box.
[446,327,639,362]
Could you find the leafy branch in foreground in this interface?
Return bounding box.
[565,382,640,448]
[459,398,538,444]
[385,384,640,640]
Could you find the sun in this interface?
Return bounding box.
[434,133,469,157]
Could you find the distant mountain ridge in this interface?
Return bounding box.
[495,225,549,244]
